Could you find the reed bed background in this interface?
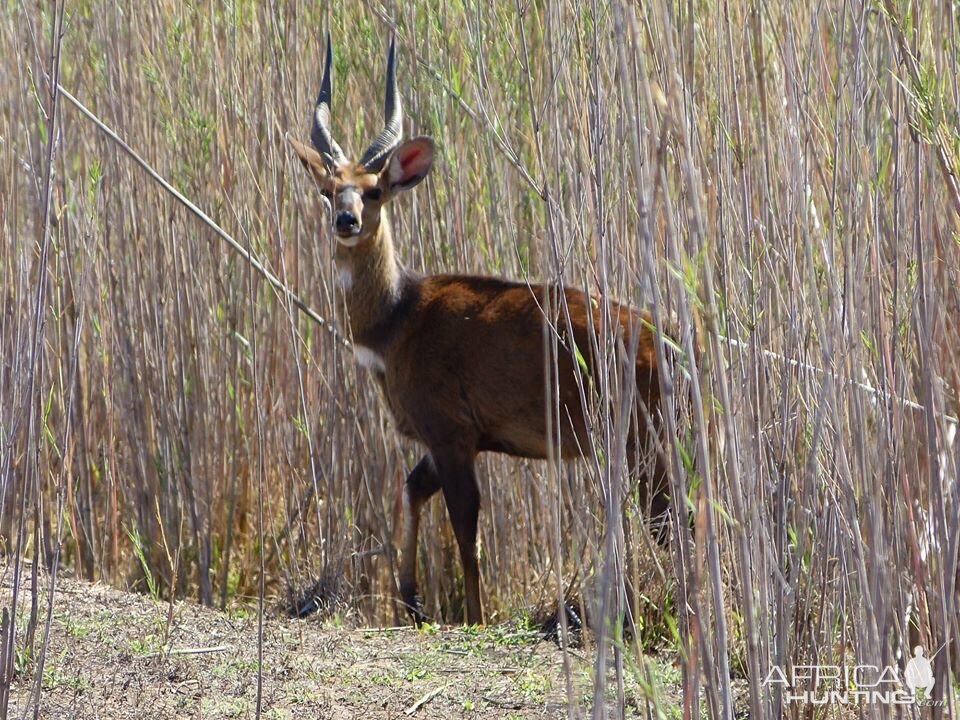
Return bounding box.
[2,0,959,717]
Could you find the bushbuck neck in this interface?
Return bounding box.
[333,209,403,346]
[288,35,673,628]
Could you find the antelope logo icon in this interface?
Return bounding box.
[904,646,935,700]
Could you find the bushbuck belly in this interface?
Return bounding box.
[378,274,661,462]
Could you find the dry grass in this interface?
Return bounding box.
[2,0,959,717]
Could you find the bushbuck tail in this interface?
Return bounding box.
[289,36,673,625]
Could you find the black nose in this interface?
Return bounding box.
[335,211,359,233]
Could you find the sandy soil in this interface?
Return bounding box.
[2,568,683,719]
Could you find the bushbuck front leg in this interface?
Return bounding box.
[437,455,483,625]
[399,456,442,623]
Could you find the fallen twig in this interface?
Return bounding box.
[404,685,444,715]
[481,694,524,710]
[144,645,232,659]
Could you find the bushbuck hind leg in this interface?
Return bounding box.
[399,455,442,624]
[607,426,670,635]
[641,440,672,543]
[626,411,673,544]
[436,454,483,625]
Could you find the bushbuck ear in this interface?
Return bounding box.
[286,134,330,180]
[386,137,434,192]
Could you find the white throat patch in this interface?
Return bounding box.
[353,344,386,374]
[337,267,353,290]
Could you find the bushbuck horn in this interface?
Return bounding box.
[359,37,402,172]
[311,34,346,166]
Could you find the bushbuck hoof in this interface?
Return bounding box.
[540,601,584,645]
[400,585,428,625]
[408,601,428,626]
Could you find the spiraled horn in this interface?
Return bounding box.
[311,33,346,166]
[359,37,403,172]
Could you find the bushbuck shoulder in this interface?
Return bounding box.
[289,36,673,626]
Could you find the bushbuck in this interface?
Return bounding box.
[289,36,673,626]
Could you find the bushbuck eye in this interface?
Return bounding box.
[363,187,383,201]
[320,188,333,200]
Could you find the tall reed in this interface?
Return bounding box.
[1,0,957,716]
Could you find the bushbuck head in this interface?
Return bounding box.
[288,36,434,248]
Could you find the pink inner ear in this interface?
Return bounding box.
[398,146,422,168]
[390,143,428,185]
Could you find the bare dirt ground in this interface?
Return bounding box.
[2,568,683,719]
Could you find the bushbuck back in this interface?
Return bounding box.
[289,36,673,625]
